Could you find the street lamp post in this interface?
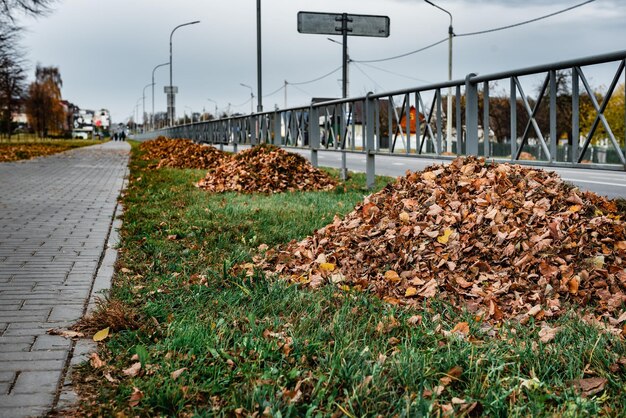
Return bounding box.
[207,98,218,120]
[134,98,142,134]
[168,20,200,126]
[142,83,153,133]
[184,106,194,123]
[256,0,263,112]
[151,62,169,131]
[240,83,254,115]
[425,0,454,153]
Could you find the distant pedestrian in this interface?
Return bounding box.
[113,132,118,141]
[119,131,126,141]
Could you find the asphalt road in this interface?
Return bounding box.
[216,144,626,199]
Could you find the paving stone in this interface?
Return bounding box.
[0,371,15,382]
[31,335,72,351]
[0,342,31,352]
[0,392,55,407]
[48,305,85,322]
[12,370,63,394]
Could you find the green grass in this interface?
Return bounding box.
[74,141,626,417]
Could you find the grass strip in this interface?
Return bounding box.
[73,141,626,417]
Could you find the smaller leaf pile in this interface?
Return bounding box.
[195,144,336,193]
[0,143,83,162]
[139,136,228,169]
[253,157,626,325]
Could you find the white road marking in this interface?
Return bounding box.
[561,177,626,188]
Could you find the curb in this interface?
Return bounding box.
[52,175,128,414]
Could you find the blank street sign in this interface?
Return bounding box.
[298,11,390,38]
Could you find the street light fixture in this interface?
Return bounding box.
[207,98,218,120]
[424,0,454,153]
[151,62,169,131]
[240,83,255,115]
[168,20,200,126]
[142,83,153,133]
[184,106,194,123]
[134,98,142,134]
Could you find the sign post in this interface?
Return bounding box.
[298,11,390,180]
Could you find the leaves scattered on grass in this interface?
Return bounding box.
[253,156,626,328]
[196,144,336,194]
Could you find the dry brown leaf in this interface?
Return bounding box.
[170,367,187,380]
[419,279,438,297]
[90,353,106,369]
[538,325,560,343]
[128,386,144,407]
[123,362,142,377]
[47,328,84,339]
[440,365,463,386]
[568,377,607,397]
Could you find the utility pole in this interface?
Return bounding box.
[256,0,263,112]
[425,0,454,153]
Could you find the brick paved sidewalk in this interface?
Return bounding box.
[0,141,130,417]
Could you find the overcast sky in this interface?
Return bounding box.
[15,0,626,123]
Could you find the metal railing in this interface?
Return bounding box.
[135,49,626,188]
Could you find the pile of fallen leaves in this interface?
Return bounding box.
[251,156,626,327]
[139,136,228,169]
[196,144,336,193]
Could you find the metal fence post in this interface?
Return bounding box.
[455,85,462,155]
[549,70,557,163]
[273,110,281,146]
[510,77,517,161]
[483,81,490,157]
[309,105,320,167]
[465,73,479,156]
[365,92,376,189]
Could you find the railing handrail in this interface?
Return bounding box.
[470,48,626,83]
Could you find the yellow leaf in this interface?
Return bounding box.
[93,327,110,342]
[399,211,410,223]
[451,322,470,335]
[319,262,335,271]
[384,270,401,283]
[405,287,418,297]
[437,228,453,244]
[569,205,582,213]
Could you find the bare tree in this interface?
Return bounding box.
[1,0,55,24]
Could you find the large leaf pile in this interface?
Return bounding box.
[253,157,626,325]
[139,137,228,169]
[195,144,336,193]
